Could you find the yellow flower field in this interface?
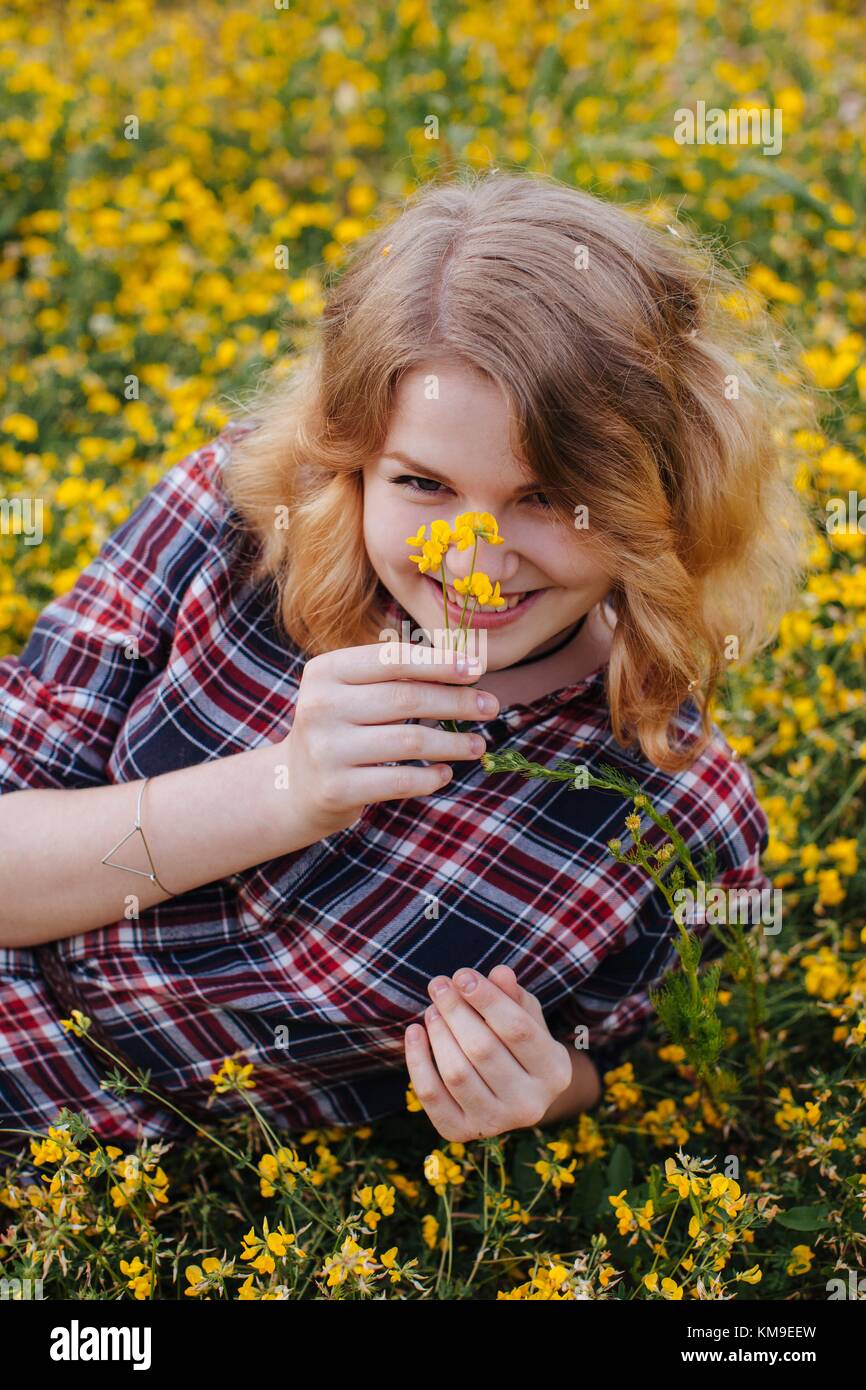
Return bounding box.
[0,0,864,1299]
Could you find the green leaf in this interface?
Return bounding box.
[577,1161,604,1221]
[775,1205,831,1231]
[605,1143,633,1199]
[511,1134,540,1201]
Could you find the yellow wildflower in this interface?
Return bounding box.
[209,1056,256,1094]
[119,1256,153,1301]
[786,1244,814,1276]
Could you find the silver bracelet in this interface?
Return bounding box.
[101,776,175,895]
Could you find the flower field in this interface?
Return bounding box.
[0,0,865,1300]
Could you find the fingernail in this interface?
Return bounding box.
[454,970,477,993]
[429,978,449,996]
[426,1004,440,1022]
[477,693,498,714]
[456,655,481,676]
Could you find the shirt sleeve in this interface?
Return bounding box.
[0,425,242,797]
[549,755,771,1090]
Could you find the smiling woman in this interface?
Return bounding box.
[361,358,615,704]
[365,359,612,648]
[222,167,814,771]
[0,168,813,1153]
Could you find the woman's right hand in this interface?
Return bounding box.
[280,641,501,843]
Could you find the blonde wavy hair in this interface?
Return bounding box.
[221,168,819,772]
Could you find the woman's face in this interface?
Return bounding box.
[362,358,614,670]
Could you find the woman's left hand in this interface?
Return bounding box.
[403,963,574,1142]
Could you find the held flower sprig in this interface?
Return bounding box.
[478,751,768,1115]
[406,511,505,733]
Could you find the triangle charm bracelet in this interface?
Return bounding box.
[101,777,174,895]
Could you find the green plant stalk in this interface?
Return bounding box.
[63,1023,341,1239]
[440,532,481,734]
[480,751,741,1112]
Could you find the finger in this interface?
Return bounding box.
[349,722,488,765]
[423,1004,500,1126]
[339,676,499,729]
[426,977,526,1094]
[487,964,546,1024]
[341,642,487,685]
[339,761,458,805]
[404,1023,466,1136]
[449,968,550,1072]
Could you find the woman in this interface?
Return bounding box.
[0,170,812,1145]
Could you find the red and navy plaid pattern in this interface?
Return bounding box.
[0,422,770,1144]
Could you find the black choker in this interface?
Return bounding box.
[507,611,588,669]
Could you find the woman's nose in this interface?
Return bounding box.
[445,550,519,585]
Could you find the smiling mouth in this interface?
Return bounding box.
[424,573,541,613]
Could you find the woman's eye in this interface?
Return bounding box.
[390,476,553,508]
[390,475,447,496]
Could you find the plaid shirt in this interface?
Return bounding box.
[0,422,769,1144]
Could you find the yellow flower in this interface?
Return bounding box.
[2,412,39,441]
[30,1128,82,1167]
[407,536,448,575]
[802,947,848,1000]
[453,570,506,609]
[372,1182,396,1215]
[817,868,846,907]
[406,512,505,579]
[534,1155,578,1190]
[258,1147,307,1198]
[184,1256,225,1298]
[240,1219,302,1274]
[405,519,453,574]
[59,1010,92,1038]
[109,1154,169,1209]
[451,511,505,549]
[608,1190,654,1240]
[320,1235,378,1288]
[664,1156,704,1198]
[826,838,858,877]
[786,1244,814,1276]
[423,1148,465,1196]
[802,346,859,389]
[209,1056,256,1094]
[119,1257,153,1300]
